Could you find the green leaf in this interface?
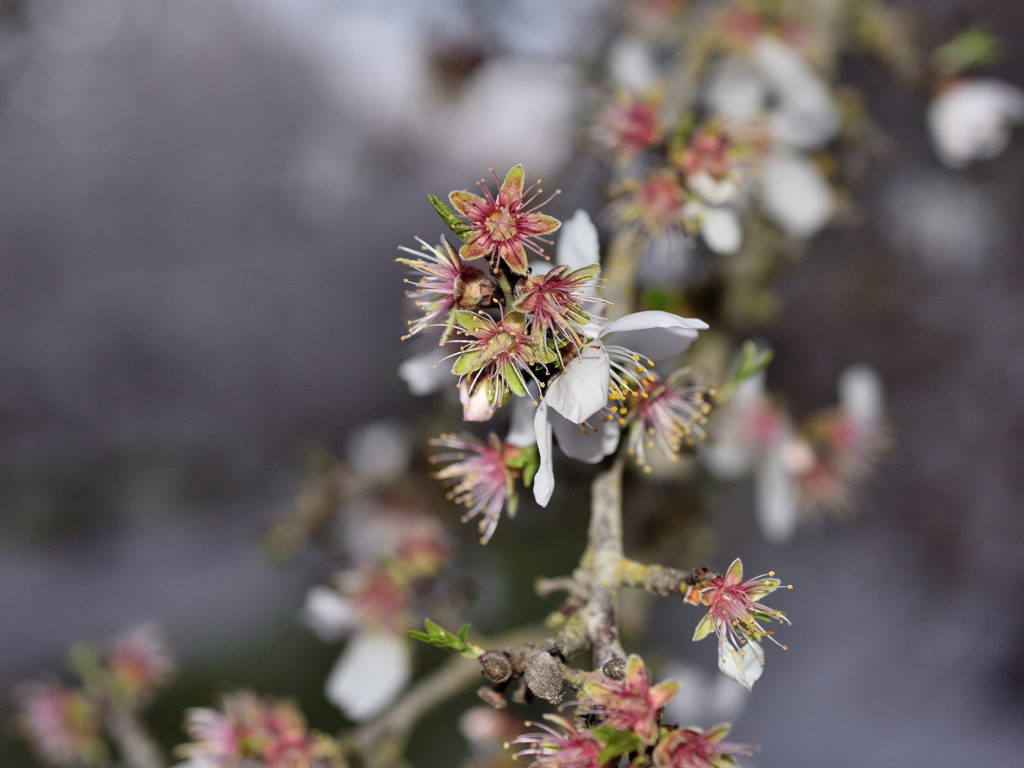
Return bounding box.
[720,341,773,402]
[408,619,482,659]
[934,24,1003,75]
[429,194,473,241]
[592,725,644,763]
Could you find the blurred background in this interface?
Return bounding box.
[1,0,1023,766]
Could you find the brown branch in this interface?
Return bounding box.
[581,456,627,670]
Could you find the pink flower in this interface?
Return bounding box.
[105,623,175,707]
[653,724,752,768]
[15,682,105,767]
[581,655,679,745]
[610,168,689,237]
[449,310,549,404]
[449,164,561,275]
[693,558,790,653]
[508,714,603,768]
[514,263,602,350]
[624,370,712,472]
[593,90,663,162]
[178,691,342,768]
[397,237,495,339]
[430,433,527,543]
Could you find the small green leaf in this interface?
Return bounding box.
[408,618,482,659]
[592,725,644,763]
[429,194,473,241]
[719,341,773,402]
[934,24,1003,75]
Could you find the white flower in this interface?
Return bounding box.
[301,581,411,721]
[706,36,839,150]
[758,149,833,238]
[928,78,1024,168]
[325,630,411,721]
[533,311,708,505]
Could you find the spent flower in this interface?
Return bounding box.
[581,655,679,745]
[397,236,495,340]
[507,714,603,768]
[653,724,752,768]
[449,164,561,275]
[15,683,106,768]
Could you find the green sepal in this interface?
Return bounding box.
[593,725,645,763]
[455,310,493,334]
[408,619,482,659]
[507,444,540,487]
[429,194,472,241]
[452,350,485,376]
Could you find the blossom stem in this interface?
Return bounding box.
[105,703,166,768]
[495,270,516,313]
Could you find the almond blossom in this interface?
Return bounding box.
[397,236,495,339]
[928,78,1024,168]
[581,655,679,745]
[508,714,603,768]
[533,310,708,505]
[449,164,561,275]
[652,724,752,768]
[15,683,106,768]
[693,558,790,689]
[300,567,412,721]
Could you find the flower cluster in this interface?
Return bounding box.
[400,168,711,542]
[14,624,175,768]
[705,365,886,542]
[509,657,752,768]
[176,691,343,768]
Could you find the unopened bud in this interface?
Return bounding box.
[524,650,563,704]
[479,650,514,684]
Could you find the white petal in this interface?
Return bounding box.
[689,171,740,206]
[544,345,610,424]
[506,395,538,448]
[928,78,1024,168]
[705,56,764,121]
[838,364,884,428]
[325,631,411,721]
[751,37,839,148]
[556,210,600,270]
[398,347,450,396]
[300,586,358,642]
[532,401,554,507]
[344,421,411,482]
[717,638,764,691]
[459,381,497,422]
[701,207,743,254]
[607,35,658,91]
[759,151,833,238]
[550,407,621,464]
[600,311,709,360]
[756,447,799,544]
